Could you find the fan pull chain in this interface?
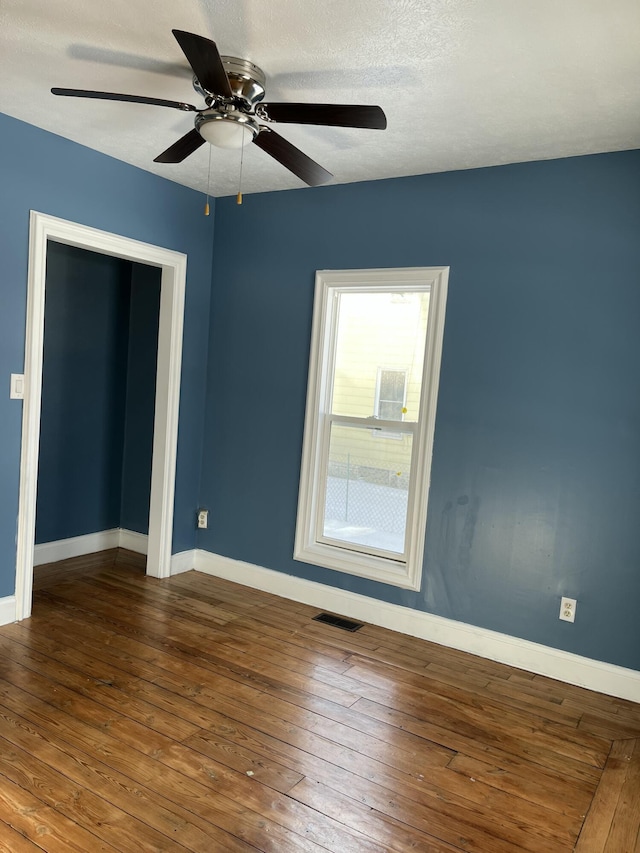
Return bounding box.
[204,145,213,216]
[237,132,245,205]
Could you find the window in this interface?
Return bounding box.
[374,368,407,437]
[294,267,449,590]
[375,368,407,421]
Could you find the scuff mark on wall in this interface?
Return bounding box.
[423,493,480,617]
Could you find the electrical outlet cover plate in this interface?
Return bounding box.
[559,596,577,623]
[197,509,208,529]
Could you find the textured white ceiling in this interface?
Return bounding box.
[1,0,639,197]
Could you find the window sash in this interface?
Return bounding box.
[294,267,449,591]
[315,414,416,562]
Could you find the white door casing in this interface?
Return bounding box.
[15,211,187,619]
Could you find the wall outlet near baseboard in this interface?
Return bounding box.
[197,509,208,529]
[560,596,577,623]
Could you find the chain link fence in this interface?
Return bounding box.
[325,453,409,536]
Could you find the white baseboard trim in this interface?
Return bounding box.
[0,595,17,626]
[171,550,196,575]
[33,528,149,567]
[194,550,640,704]
[34,529,121,566]
[32,530,190,572]
[118,529,149,555]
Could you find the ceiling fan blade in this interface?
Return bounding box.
[253,128,332,187]
[259,103,387,129]
[172,30,232,98]
[51,87,198,111]
[154,129,205,163]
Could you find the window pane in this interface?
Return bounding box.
[322,422,412,555]
[377,368,406,421]
[331,290,430,421]
[379,400,403,420]
[380,369,405,403]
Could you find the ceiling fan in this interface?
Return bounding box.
[52,29,387,187]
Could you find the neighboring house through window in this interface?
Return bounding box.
[294,266,449,590]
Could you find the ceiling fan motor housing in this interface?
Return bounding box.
[193,56,266,108]
[193,55,266,148]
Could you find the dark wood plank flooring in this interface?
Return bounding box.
[0,548,638,851]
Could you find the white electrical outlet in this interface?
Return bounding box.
[197,509,208,529]
[559,596,577,623]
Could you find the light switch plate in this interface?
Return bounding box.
[10,373,24,400]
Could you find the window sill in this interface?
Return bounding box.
[293,538,421,590]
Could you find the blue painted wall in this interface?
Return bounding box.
[120,262,162,535]
[35,247,161,543]
[0,111,214,596]
[200,150,640,671]
[36,243,132,542]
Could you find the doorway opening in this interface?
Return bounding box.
[35,244,161,567]
[15,212,187,620]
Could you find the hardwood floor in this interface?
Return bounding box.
[1,549,639,852]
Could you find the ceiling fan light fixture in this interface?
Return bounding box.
[196,111,258,149]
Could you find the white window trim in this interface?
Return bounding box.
[294,266,449,591]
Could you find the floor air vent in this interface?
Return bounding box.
[313,612,364,632]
